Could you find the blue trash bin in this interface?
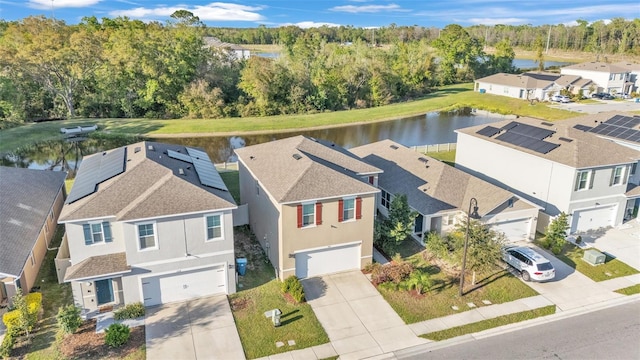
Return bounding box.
[236,258,247,276]
[635,98,639,103]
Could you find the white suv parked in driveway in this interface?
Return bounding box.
[501,245,555,282]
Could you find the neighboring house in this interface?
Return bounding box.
[204,36,250,60]
[474,72,593,100]
[56,142,237,313]
[455,114,640,235]
[561,62,632,95]
[0,167,66,303]
[350,140,540,244]
[235,136,381,280]
[615,61,640,94]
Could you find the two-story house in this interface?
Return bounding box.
[561,62,632,95]
[350,140,540,244]
[235,136,381,279]
[455,115,639,235]
[56,142,237,312]
[1,167,66,303]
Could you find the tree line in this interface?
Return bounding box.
[0,15,637,125]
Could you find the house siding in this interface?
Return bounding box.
[65,221,126,266]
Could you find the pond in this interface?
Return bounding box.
[2,108,509,172]
[513,58,574,70]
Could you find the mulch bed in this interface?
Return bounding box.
[59,319,145,359]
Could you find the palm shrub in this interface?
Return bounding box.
[114,302,145,320]
[57,305,83,334]
[400,269,433,294]
[104,323,131,347]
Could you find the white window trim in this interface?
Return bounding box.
[342,196,356,223]
[612,166,625,186]
[381,190,392,209]
[87,221,107,245]
[136,221,158,251]
[204,213,224,242]
[301,202,316,228]
[576,170,590,191]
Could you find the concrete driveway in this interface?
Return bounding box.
[582,220,640,271]
[553,98,640,114]
[302,271,427,359]
[145,295,245,360]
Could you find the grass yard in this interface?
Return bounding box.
[230,280,329,359]
[421,305,556,341]
[553,244,639,282]
[0,84,578,154]
[219,170,240,204]
[425,150,456,166]
[614,284,640,295]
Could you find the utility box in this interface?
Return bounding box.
[583,249,605,265]
[264,309,282,327]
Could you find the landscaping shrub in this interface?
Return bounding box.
[281,275,305,303]
[56,305,83,334]
[0,328,15,359]
[542,212,569,255]
[104,323,131,347]
[400,269,433,294]
[2,290,41,336]
[371,260,414,286]
[113,302,145,320]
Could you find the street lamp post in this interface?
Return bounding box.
[459,197,480,297]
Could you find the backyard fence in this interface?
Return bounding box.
[411,143,457,153]
[214,162,239,171]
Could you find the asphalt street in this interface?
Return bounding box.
[396,299,640,360]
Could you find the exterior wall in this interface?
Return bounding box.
[476,81,525,99]
[279,194,376,279]
[65,220,126,265]
[561,68,628,93]
[71,277,124,314]
[238,162,281,274]
[456,133,574,216]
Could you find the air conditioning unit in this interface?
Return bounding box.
[583,249,605,265]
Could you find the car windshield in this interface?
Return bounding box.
[537,262,553,271]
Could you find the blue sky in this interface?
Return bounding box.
[1,0,638,28]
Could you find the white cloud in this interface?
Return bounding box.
[279,21,341,29]
[28,0,100,9]
[468,18,527,26]
[330,3,407,13]
[109,2,265,22]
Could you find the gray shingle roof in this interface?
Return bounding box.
[563,62,629,73]
[349,140,533,217]
[477,72,585,90]
[456,113,640,169]
[64,252,130,281]
[59,141,236,222]
[235,135,381,203]
[0,167,66,277]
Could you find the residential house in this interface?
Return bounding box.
[235,136,381,280]
[204,37,250,60]
[615,61,640,94]
[561,62,632,95]
[350,140,540,244]
[474,72,593,100]
[455,115,640,235]
[0,167,66,303]
[56,142,237,312]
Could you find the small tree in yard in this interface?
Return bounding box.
[57,305,83,334]
[10,289,37,338]
[374,194,417,256]
[452,218,505,285]
[543,212,569,254]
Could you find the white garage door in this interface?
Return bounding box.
[491,218,531,243]
[571,205,617,234]
[141,266,226,307]
[295,243,360,279]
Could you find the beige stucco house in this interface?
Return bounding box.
[0,167,67,303]
[474,72,593,101]
[56,142,237,313]
[235,136,381,279]
[561,62,632,95]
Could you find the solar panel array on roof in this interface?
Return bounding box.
[167,149,193,163]
[185,147,228,191]
[66,147,126,203]
[589,123,640,143]
[573,124,593,132]
[502,121,555,140]
[476,126,501,138]
[495,132,559,154]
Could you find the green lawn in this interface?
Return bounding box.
[421,305,556,341]
[0,84,578,154]
[378,244,539,324]
[219,170,240,204]
[554,244,639,282]
[230,280,329,359]
[425,150,456,166]
[614,284,640,295]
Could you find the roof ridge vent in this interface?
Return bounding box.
[390,144,399,150]
[292,154,302,160]
[418,157,428,164]
[179,168,185,175]
[558,137,573,143]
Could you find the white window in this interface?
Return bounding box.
[137,222,157,250]
[82,222,112,245]
[446,215,454,225]
[575,171,590,191]
[302,203,315,227]
[632,162,638,176]
[206,214,223,241]
[343,198,355,221]
[503,87,509,94]
[381,190,391,209]
[609,74,615,81]
[611,166,624,186]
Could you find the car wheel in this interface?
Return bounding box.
[522,271,531,282]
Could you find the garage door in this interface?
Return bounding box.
[571,205,617,234]
[491,218,531,243]
[141,266,226,307]
[295,243,360,279]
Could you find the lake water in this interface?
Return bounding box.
[4,108,508,170]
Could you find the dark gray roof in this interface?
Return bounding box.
[235,135,381,203]
[0,167,66,277]
[350,140,535,217]
[64,252,130,281]
[59,141,236,222]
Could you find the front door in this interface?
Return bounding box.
[95,279,114,305]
